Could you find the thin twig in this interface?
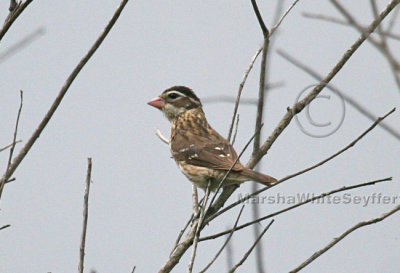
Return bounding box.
[0,140,22,153]
[0,0,129,198]
[227,48,263,142]
[7,90,23,172]
[247,0,400,170]
[200,177,392,241]
[192,184,199,218]
[78,158,93,273]
[231,115,240,146]
[204,0,400,227]
[302,12,400,40]
[289,203,400,273]
[0,224,11,231]
[330,0,400,91]
[188,182,210,273]
[227,220,274,273]
[170,214,194,257]
[155,128,169,144]
[158,3,399,271]
[225,233,234,270]
[206,108,395,222]
[251,0,269,154]
[5,178,15,184]
[270,0,301,36]
[199,205,245,273]
[276,50,400,140]
[0,0,34,43]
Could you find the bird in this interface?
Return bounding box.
[148,86,277,191]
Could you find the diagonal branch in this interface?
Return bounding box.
[288,203,400,273]
[227,220,274,273]
[248,0,400,169]
[200,177,392,241]
[302,12,400,40]
[198,205,245,273]
[0,0,130,199]
[276,50,400,141]
[0,0,34,43]
[206,108,395,223]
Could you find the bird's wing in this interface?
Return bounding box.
[171,128,243,171]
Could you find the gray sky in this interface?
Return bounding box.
[1,1,399,272]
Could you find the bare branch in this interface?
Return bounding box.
[0,0,130,198]
[0,0,34,43]
[276,50,400,141]
[248,0,400,170]
[158,3,399,271]
[251,0,270,154]
[270,0,302,36]
[250,0,269,37]
[6,90,23,172]
[206,108,395,222]
[199,205,245,273]
[188,182,211,273]
[227,220,274,273]
[0,140,22,153]
[201,177,392,241]
[289,203,400,273]
[330,0,400,90]
[170,214,194,257]
[78,158,93,273]
[0,224,11,231]
[227,47,263,142]
[231,114,240,146]
[302,12,400,40]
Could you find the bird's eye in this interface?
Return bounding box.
[168,93,180,99]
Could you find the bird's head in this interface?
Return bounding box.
[148,86,202,121]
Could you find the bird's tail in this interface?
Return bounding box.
[241,168,277,186]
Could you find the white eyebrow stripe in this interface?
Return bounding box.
[167,91,187,97]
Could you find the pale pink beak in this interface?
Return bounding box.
[147,96,165,109]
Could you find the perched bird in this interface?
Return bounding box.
[148,86,277,191]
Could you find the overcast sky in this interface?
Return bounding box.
[1,1,399,272]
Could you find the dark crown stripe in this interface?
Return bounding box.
[163,86,201,104]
